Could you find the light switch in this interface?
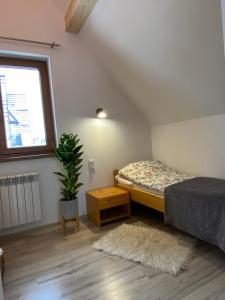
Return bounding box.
[88,159,95,170]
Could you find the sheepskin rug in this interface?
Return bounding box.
[93,223,196,275]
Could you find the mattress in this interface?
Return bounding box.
[115,175,163,196]
[118,160,193,193]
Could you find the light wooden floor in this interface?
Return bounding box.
[1,211,225,300]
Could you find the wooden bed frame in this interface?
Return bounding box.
[114,170,165,213]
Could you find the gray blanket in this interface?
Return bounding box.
[164,177,225,253]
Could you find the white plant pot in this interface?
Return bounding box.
[61,199,79,220]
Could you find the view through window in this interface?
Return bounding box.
[0,66,47,148]
[0,57,56,161]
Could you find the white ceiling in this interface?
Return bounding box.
[80,0,225,125]
[51,0,70,14]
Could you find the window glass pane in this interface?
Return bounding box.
[0,66,47,148]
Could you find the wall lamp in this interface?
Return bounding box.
[96,108,107,119]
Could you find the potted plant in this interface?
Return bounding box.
[55,133,83,222]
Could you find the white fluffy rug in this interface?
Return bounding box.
[93,223,196,275]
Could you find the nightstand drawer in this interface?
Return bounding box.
[99,195,129,210]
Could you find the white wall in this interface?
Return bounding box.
[0,0,151,234]
[221,0,225,55]
[151,114,225,178]
[80,0,225,125]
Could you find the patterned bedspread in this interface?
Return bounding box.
[119,161,193,193]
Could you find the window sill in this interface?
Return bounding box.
[0,152,56,163]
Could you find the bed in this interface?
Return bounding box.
[115,161,225,253]
[114,160,193,213]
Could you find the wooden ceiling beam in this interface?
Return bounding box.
[65,0,98,34]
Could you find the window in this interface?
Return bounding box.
[0,57,56,161]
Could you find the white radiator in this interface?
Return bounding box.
[0,172,42,229]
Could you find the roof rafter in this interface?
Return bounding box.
[65,0,98,33]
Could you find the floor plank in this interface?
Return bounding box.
[1,213,225,300]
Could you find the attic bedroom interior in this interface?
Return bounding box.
[1,0,225,299]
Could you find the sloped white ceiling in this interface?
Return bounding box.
[52,0,70,14]
[80,0,225,125]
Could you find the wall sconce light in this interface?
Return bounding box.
[96,108,107,119]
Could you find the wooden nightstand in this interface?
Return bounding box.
[86,187,130,226]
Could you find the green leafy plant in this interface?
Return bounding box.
[55,133,83,201]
